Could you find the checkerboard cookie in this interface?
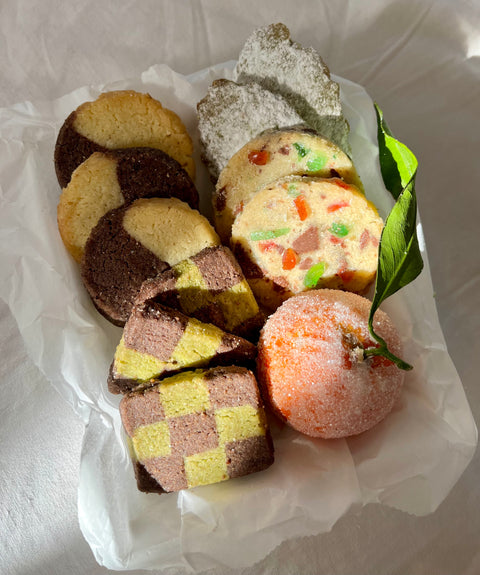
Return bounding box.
[135,246,264,340]
[231,176,383,311]
[108,300,257,394]
[54,90,195,187]
[120,366,274,492]
[81,197,220,326]
[213,127,364,242]
[57,148,198,262]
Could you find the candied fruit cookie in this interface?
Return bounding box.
[120,366,274,492]
[257,289,405,438]
[81,197,220,326]
[57,148,199,262]
[54,90,195,187]
[214,127,364,242]
[235,23,350,155]
[108,301,256,394]
[135,246,264,340]
[231,176,383,311]
[197,79,303,181]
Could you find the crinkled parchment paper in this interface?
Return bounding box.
[0,62,477,572]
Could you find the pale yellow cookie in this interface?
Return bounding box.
[214,127,363,242]
[231,176,383,311]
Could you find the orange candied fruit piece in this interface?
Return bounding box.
[294,194,311,221]
[248,149,270,166]
[282,248,298,270]
[327,200,350,213]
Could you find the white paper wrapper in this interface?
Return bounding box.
[0,61,477,572]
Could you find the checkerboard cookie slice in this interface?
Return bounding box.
[135,246,264,340]
[231,176,383,311]
[120,366,274,492]
[54,90,195,187]
[81,197,220,326]
[57,148,199,262]
[108,300,257,394]
[213,127,364,243]
[197,79,303,181]
[235,23,351,155]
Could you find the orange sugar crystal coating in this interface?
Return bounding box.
[257,289,405,438]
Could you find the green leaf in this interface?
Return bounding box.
[375,104,418,200]
[364,105,424,370]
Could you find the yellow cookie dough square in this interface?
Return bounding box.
[184,446,228,488]
[114,336,167,381]
[215,405,266,445]
[175,259,212,314]
[215,281,260,330]
[171,319,224,366]
[132,420,171,461]
[159,372,211,418]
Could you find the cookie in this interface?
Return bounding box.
[108,301,257,394]
[197,79,303,181]
[120,366,274,492]
[135,246,264,340]
[257,290,405,438]
[231,176,383,310]
[54,90,195,187]
[81,197,220,325]
[235,23,351,155]
[213,127,364,242]
[57,148,199,262]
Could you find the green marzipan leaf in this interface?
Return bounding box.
[365,105,424,370]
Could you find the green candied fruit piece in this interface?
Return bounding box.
[287,184,300,197]
[250,228,291,241]
[293,142,309,158]
[304,262,326,288]
[330,223,349,237]
[306,154,327,172]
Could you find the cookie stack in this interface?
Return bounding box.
[195,23,405,451]
[54,90,273,493]
[197,23,384,312]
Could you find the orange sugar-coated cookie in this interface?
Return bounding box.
[257,289,405,439]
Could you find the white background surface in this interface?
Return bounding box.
[0,1,479,574]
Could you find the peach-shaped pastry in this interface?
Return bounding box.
[257,289,405,438]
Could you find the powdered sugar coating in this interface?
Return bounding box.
[197,79,304,181]
[257,289,405,438]
[235,23,351,155]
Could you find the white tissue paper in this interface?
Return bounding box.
[0,61,477,572]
